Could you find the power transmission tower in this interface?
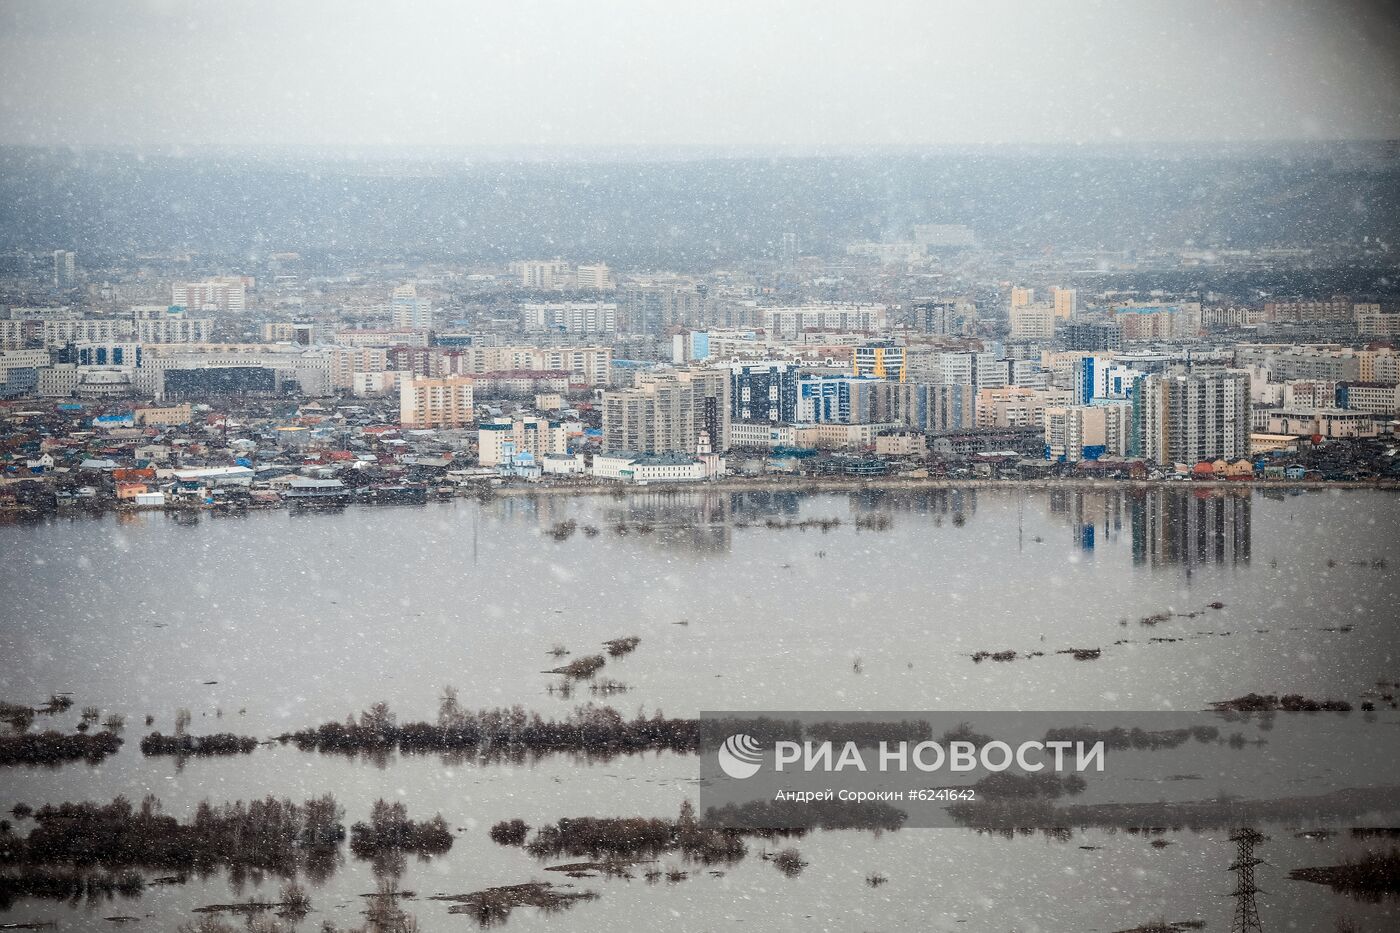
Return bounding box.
[1226,828,1266,933]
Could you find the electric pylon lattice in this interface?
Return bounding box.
[1226,828,1266,933]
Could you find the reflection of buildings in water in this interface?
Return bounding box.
[848,487,977,527]
[488,489,735,553]
[600,489,733,553]
[486,493,592,545]
[602,489,730,525]
[490,492,555,525]
[1047,488,1126,552]
[729,489,803,518]
[927,488,977,527]
[1129,488,1251,569]
[487,487,739,551]
[854,487,977,515]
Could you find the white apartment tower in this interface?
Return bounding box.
[510,259,571,289]
[390,285,433,331]
[173,278,247,312]
[575,263,613,290]
[520,302,617,335]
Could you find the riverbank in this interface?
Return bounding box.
[486,475,1400,498]
[2,475,1394,522]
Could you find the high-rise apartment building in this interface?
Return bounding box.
[575,263,613,290]
[601,368,731,454]
[1355,308,1400,339]
[1043,403,1130,461]
[126,306,214,343]
[975,386,1071,428]
[1062,321,1123,352]
[388,345,455,378]
[913,300,955,335]
[399,375,475,427]
[509,259,571,289]
[520,301,617,335]
[40,318,134,346]
[1050,287,1077,319]
[328,346,390,390]
[728,361,800,423]
[1112,302,1203,340]
[1100,401,1134,457]
[796,375,886,424]
[1009,302,1057,342]
[1264,299,1358,322]
[1233,345,1364,382]
[1373,352,1400,385]
[53,250,76,287]
[649,285,710,330]
[761,305,886,340]
[134,318,212,343]
[911,298,977,336]
[262,322,316,345]
[779,231,799,265]
[444,345,612,385]
[674,365,732,451]
[1076,356,1142,404]
[1045,406,1101,461]
[887,383,977,433]
[602,375,695,454]
[619,283,665,334]
[1130,370,1250,465]
[477,416,568,466]
[390,285,433,331]
[540,346,613,386]
[853,343,905,381]
[907,349,1004,388]
[173,278,247,312]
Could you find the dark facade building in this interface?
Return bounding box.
[729,362,798,423]
[163,366,277,399]
[1063,322,1124,352]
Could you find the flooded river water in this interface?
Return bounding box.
[2,485,1398,931]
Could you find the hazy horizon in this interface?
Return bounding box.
[5,138,1400,158]
[2,0,1398,150]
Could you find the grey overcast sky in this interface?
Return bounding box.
[1,0,1397,149]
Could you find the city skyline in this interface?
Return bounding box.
[2,5,1398,930]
